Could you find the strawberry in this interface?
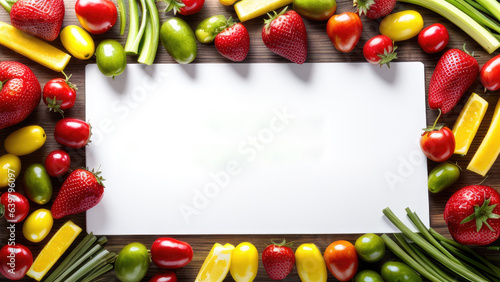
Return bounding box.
[262,240,295,280]
[444,185,500,245]
[10,0,65,41]
[0,61,41,130]
[428,46,479,114]
[215,18,250,62]
[354,0,396,19]
[51,168,105,219]
[262,8,307,64]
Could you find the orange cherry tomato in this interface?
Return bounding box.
[323,240,358,281]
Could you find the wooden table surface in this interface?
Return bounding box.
[1,0,500,281]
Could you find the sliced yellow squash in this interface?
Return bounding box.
[452,93,488,155]
[235,0,293,22]
[26,221,82,281]
[0,21,71,72]
[468,98,500,176]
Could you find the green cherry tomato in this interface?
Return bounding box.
[381,261,423,282]
[196,15,227,43]
[354,270,385,282]
[379,10,424,41]
[355,233,385,263]
[160,17,197,64]
[428,162,460,193]
[96,39,127,78]
[293,0,337,21]
[115,242,150,282]
[23,163,52,205]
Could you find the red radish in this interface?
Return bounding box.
[262,8,307,64]
[428,46,479,114]
[354,0,396,19]
[10,0,65,41]
[51,168,105,219]
[45,150,71,177]
[43,73,77,116]
[262,240,295,280]
[444,185,500,245]
[363,35,397,68]
[54,118,91,149]
[215,18,250,62]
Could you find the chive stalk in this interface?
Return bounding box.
[383,207,489,282]
[125,0,140,54]
[407,243,458,282]
[397,0,500,53]
[441,240,500,278]
[138,0,159,65]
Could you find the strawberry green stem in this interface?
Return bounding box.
[0,79,5,91]
[270,239,293,247]
[159,0,185,15]
[354,0,375,16]
[460,198,500,232]
[264,7,288,33]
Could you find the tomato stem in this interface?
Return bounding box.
[0,203,4,219]
[433,109,442,128]
[61,71,78,90]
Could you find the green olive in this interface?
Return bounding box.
[195,15,227,44]
[354,270,385,282]
[95,39,127,78]
[23,163,52,205]
[428,162,460,193]
[160,17,197,64]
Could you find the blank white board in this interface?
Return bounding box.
[86,62,429,235]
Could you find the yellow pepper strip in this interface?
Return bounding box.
[295,243,327,282]
[452,93,488,155]
[235,0,293,22]
[0,22,71,72]
[468,98,500,176]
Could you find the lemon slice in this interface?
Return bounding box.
[26,221,82,281]
[452,93,488,155]
[196,243,235,282]
[235,0,292,22]
[468,97,500,176]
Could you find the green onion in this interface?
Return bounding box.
[80,264,113,282]
[52,244,103,282]
[117,0,126,35]
[476,0,500,22]
[138,0,159,65]
[441,240,500,279]
[407,243,458,282]
[397,0,500,53]
[64,250,115,282]
[383,207,489,282]
[125,0,140,54]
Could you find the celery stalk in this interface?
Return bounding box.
[125,0,140,54]
[117,0,126,35]
[446,0,500,33]
[128,0,148,55]
[138,0,159,65]
[0,0,11,12]
[398,0,500,53]
[464,0,494,16]
[476,0,500,22]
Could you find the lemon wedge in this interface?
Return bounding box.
[26,221,82,281]
[468,97,500,176]
[196,243,235,282]
[235,0,292,22]
[452,93,488,155]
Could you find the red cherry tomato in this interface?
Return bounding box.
[149,271,177,282]
[75,0,117,34]
[151,238,193,269]
[0,192,30,223]
[326,12,363,53]
[323,240,358,281]
[363,35,397,67]
[42,74,77,116]
[54,118,91,149]
[45,150,71,177]
[418,23,449,54]
[420,125,455,162]
[0,244,33,280]
[480,54,500,91]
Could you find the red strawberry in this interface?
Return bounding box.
[215,18,250,62]
[428,47,479,114]
[262,240,295,280]
[0,61,41,130]
[262,8,307,64]
[10,0,65,41]
[444,185,500,245]
[354,0,396,19]
[51,169,105,219]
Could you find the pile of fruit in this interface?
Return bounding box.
[1,0,500,280]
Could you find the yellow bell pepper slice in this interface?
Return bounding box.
[295,243,327,282]
[235,0,293,22]
[468,97,500,176]
[196,243,235,282]
[0,22,71,72]
[452,93,488,155]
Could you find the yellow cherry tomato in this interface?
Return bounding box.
[0,154,21,188]
[60,25,95,60]
[295,244,328,282]
[219,0,237,5]
[23,208,53,243]
[379,10,424,41]
[230,242,258,282]
[4,125,46,156]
